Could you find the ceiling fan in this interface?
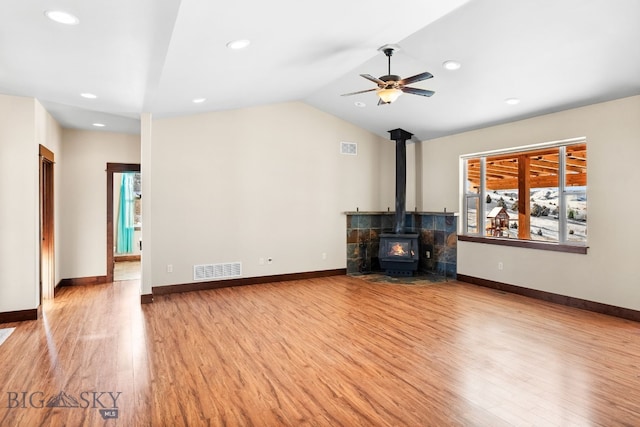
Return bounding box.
[341,45,434,105]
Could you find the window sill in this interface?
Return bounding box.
[458,235,588,254]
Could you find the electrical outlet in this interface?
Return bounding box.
[426,251,431,259]
[498,262,503,270]
[167,264,173,273]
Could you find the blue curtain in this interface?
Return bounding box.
[116,173,134,254]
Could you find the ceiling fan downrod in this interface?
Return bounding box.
[383,48,394,75]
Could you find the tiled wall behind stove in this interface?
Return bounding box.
[346,213,457,277]
[346,213,393,274]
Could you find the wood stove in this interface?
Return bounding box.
[379,232,419,276]
[378,128,421,276]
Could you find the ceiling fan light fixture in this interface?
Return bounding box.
[377,88,402,103]
[341,44,434,104]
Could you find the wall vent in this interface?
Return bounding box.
[193,262,242,281]
[340,141,357,155]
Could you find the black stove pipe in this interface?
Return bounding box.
[388,128,414,234]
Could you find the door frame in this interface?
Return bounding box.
[39,145,55,302]
[106,163,141,283]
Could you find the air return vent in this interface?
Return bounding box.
[340,141,357,155]
[193,262,242,281]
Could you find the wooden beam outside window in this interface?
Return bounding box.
[517,154,530,239]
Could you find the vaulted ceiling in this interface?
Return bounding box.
[1,0,639,141]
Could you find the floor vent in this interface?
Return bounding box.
[193,262,242,281]
[340,141,357,155]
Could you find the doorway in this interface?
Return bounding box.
[106,163,141,283]
[39,145,55,302]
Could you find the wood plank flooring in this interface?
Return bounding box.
[1,276,639,426]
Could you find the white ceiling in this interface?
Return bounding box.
[2,0,639,141]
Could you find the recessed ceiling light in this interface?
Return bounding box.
[92,123,105,127]
[442,60,461,70]
[44,10,79,25]
[81,93,97,99]
[354,101,366,108]
[226,39,250,50]
[505,98,521,105]
[192,98,206,104]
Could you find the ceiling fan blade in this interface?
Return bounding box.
[402,87,435,97]
[360,74,386,85]
[398,71,433,86]
[341,88,378,97]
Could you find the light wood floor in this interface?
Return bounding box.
[1,276,639,426]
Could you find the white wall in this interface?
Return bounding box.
[35,100,63,296]
[141,113,153,295]
[145,101,390,290]
[419,95,640,310]
[60,129,140,280]
[0,94,38,312]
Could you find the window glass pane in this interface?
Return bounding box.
[485,155,518,237]
[466,159,480,194]
[485,154,518,192]
[566,143,587,188]
[565,143,587,243]
[529,149,559,242]
[529,188,559,241]
[484,188,518,237]
[565,192,587,243]
[466,196,479,234]
[133,172,142,228]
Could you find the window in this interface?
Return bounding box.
[133,172,142,228]
[462,139,587,248]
